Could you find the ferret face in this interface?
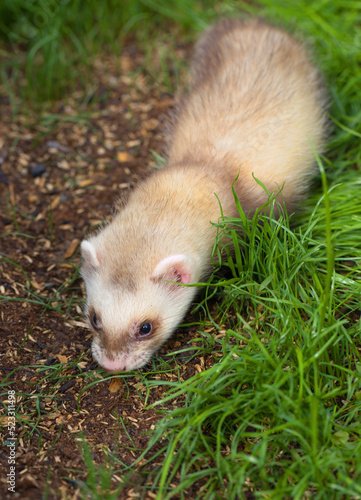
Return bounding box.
[81,239,199,371]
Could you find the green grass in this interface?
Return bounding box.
[104,1,361,498]
[97,160,360,499]
[0,0,218,107]
[2,0,361,499]
[134,175,361,499]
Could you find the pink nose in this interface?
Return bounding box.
[100,357,127,372]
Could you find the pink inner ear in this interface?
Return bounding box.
[169,265,192,285]
[152,254,193,285]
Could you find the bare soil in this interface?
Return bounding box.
[0,44,214,499]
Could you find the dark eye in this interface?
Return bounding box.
[90,312,100,330]
[139,322,152,336]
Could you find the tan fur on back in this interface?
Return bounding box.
[168,18,327,210]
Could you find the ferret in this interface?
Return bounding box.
[80,18,327,372]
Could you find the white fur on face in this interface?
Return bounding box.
[83,270,198,372]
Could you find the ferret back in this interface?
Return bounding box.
[168,18,327,211]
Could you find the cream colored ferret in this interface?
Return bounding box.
[81,18,327,371]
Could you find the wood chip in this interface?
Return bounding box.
[57,159,70,170]
[19,474,39,489]
[108,378,123,393]
[61,263,75,269]
[56,355,68,363]
[126,139,141,148]
[65,320,88,329]
[64,239,79,259]
[154,98,174,109]
[30,280,43,290]
[77,179,94,187]
[127,416,138,423]
[49,195,61,210]
[117,151,132,162]
[9,183,15,205]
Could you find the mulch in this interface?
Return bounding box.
[0,43,216,499]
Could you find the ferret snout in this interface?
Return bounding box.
[93,348,132,372]
[92,338,149,372]
[92,339,128,371]
[99,356,128,372]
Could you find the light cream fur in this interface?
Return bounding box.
[81,18,327,372]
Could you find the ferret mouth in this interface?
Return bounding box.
[92,352,129,372]
[101,358,128,372]
[94,350,147,372]
[92,340,148,371]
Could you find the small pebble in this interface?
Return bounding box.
[47,140,69,152]
[0,171,8,184]
[30,163,46,178]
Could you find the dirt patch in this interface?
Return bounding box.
[0,44,213,499]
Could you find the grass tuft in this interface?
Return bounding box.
[136,169,361,498]
[0,0,218,105]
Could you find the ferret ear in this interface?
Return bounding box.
[152,254,193,286]
[81,240,101,269]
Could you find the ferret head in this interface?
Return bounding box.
[80,237,200,372]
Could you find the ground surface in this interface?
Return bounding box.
[0,44,215,499]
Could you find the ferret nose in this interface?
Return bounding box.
[100,357,127,372]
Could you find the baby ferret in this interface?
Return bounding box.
[80,18,327,372]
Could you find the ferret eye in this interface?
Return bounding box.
[139,322,152,336]
[90,312,100,330]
